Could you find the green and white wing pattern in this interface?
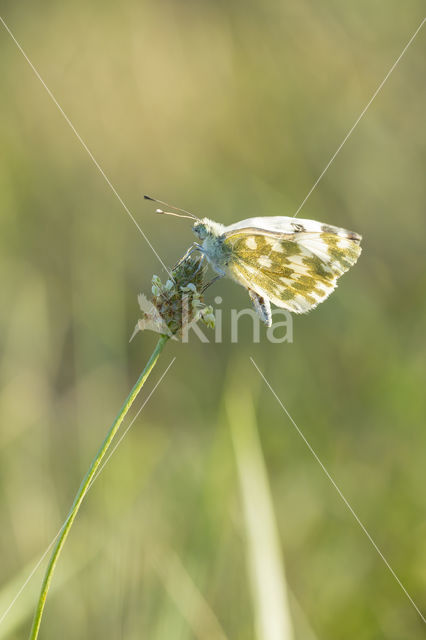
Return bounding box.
[223,220,362,315]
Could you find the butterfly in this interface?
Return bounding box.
[145,196,362,327]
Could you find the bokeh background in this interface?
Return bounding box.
[0,2,425,638]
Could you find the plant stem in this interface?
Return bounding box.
[29,334,169,640]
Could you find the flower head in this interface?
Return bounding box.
[131,254,215,340]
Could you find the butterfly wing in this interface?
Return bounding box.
[224,215,359,239]
[223,221,361,315]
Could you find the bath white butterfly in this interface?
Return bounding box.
[145,196,362,327]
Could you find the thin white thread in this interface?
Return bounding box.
[0,358,175,627]
[0,538,59,627]
[293,17,425,218]
[88,357,176,490]
[0,16,172,278]
[250,357,426,624]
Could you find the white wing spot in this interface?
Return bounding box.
[271,241,284,253]
[293,295,314,312]
[297,237,332,262]
[289,254,308,268]
[265,238,284,253]
[258,256,272,268]
[246,237,257,250]
[337,237,351,249]
[315,282,330,294]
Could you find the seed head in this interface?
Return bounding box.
[131,254,215,341]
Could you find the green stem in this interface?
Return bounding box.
[29,334,169,640]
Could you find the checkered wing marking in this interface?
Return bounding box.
[223,226,361,314]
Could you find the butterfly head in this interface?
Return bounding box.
[192,220,209,240]
[192,218,225,241]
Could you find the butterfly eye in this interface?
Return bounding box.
[193,223,207,240]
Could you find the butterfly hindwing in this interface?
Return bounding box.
[223,224,361,315]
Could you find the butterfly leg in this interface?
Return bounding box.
[201,273,225,293]
[172,243,203,271]
[192,252,206,276]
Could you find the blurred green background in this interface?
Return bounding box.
[0,2,425,638]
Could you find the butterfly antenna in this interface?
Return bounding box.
[144,195,199,221]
